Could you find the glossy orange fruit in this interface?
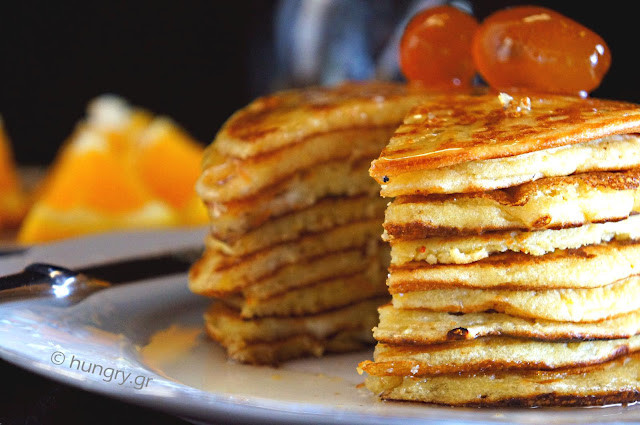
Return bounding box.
[472,6,611,96]
[400,6,479,90]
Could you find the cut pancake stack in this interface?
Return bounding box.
[189,82,429,364]
[360,93,640,406]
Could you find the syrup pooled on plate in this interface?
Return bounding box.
[472,6,611,97]
[399,6,478,90]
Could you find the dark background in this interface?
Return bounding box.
[0,1,638,166]
[0,1,637,424]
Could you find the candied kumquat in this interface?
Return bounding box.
[472,6,611,96]
[400,6,479,90]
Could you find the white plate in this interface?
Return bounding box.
[1,229,639,425]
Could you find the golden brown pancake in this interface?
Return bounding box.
[360,335,640,376]
[384,168,640,240]
[388,239,640,291]
[204,298,385,365]
[190,82,428,365]
[390,214,640,265]
[364,91,640,408]
[206,158,378,240]
[209,195,386,256]
[189,220,383,296]
[374,305,640,344]
[370,93,640,179]
[198,127,394,203]
[392,275,640,322]
[222,271,388,318]
[363,352,640,406]
[379,134,640,197]
[210,81,428,159]
[197,82,432,241]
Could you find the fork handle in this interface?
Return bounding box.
[0,264,76,292]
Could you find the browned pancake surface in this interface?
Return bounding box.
[364,352,640,407]
[370,93,640,179]
[209,81,429,160]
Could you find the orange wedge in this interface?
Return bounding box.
[18,96,206,243]
[135,118,208,225]
[0,117,28,229]
[18,131,177,243]
[86,95,154,154]
[18,129,177,243]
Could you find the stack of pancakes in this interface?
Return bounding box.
[189,82,428,364]
[360,93,640,406]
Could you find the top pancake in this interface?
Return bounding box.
[370,93,640,180]
[207,81,429,161]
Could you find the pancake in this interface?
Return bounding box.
[190,82,432,365]
[392,274,640,322]
[389,239,640,291]
[370,93,640,180]
[360,334,640,376]
[363,352,640,407]
[206,158,378,240]
[390,214,640,266]
[364,91,640,407]
[374,305,640,344]
[242,248,388,302]
[211,81,427,160]
[379,134,640,197]
[384,168,640,240]
[189,219,382,296]
[198,127,394,203]
[198,82,430,241]
[204,297,385,365]
[209,195,386,256]
[222,271,388,318]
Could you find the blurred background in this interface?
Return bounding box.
[1,0,637,165]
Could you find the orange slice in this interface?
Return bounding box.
[135,118,208,225]
[86,95,153,154]
[18,129,176,243]
[18,95,206,243]
[0,117,27,229]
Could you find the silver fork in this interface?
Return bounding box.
[0,264,109,306]
[0,246,202,305]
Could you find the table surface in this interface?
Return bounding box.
[0,358,193,425]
